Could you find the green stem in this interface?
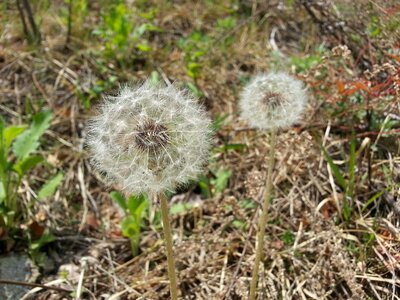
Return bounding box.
[249,129,277,300]
[159,192,178,300]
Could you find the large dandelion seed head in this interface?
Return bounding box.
[87,80,212,196]
[239,72,308,130]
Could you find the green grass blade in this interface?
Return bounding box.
[321,145,347,190]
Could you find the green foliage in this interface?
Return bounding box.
[62,0,88,38]
[290,46,326,73]
[185,82,204,97]
[29,231,56,270]
[198,168,232,198]
[281,230,295,246]
[212,168,232,194]
[0,111,55,235]
[211,114,230,132]
[13,111,52,160]
[38,172,64,200]
[110,191,148,256]
[319,134,361,222]
[216,16,236,30]
[367,15,382,37]
[178,31,211,79]
[214,143,247,153]
[170,203,193,215]
[77,73,118,109]
[93,2,160,62]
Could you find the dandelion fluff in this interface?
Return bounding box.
[239,72,307,130]
[87,80,212,196]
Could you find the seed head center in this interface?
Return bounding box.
[135,121,170,152]
[263,92,284,109]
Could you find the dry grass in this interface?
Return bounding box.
[1,0,399,299]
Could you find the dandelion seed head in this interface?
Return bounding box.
[87,80,212,196]
[239,72,308,130]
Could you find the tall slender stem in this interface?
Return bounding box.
[159,192,179,300]
[249,129,277,300]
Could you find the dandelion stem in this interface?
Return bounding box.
[159,192,179,300]
[249,129,277,300]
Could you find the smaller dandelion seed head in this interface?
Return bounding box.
[262,91,285,109]
[239,72,308,130]
[86,80,212,197]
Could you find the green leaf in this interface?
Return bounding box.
[212,168,232,194]
[127,194,148,218]
[121,216,142,256]
[30,232,55,251]
[3,125,27,151]
[321,145,347,190]
[232,219,246,230]
[197,174,211,198]
[136,43,152,52]
[170,203,193,215]
[211,114,229,132]
[187,62,201,78]
[0,181,5,203]
[12,111,52,160]
[186,82,203,97]
[239,199,256,209]
[121,216,140,237]
[110,191,127,211]
[347,134,357,199]
[13,155,43,176]
[38,172,64,200]
[149,71,160,85]
[362,190,385,212]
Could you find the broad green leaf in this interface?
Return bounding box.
[121,216,142,256]
[38,172,64,200]
[13,155,43,176]
[3,125,27,151]
[121,216,140,237]
[170,203,193,215]
[0,181,5,203]
[212,168,232,194]
[127,194,148,218]
[110,191,127,211]
[12,111,52,160]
